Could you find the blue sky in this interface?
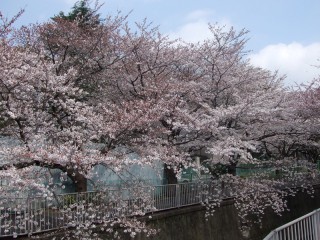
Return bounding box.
[1,0,320,86]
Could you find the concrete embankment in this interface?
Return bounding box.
[136,184,320,240]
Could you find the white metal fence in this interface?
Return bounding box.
[0,181,218,238]
[264,208,320,240]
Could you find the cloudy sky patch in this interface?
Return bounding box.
[168,9,232,43]
[250,43,320,86]
[2,0,320,86]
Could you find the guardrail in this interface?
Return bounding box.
[0,181,219,238]
[263,208,320,240]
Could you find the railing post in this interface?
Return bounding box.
[318,210,320,238]
[312,210,319,240]
[151,186,155,211]
[176,184,181,207]
[200,182,205,203]
[27,197,32,237]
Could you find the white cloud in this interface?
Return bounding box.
[249,42,320,86]
[186,10,213,21]
[169,19,211,43]
[168,9,232,43]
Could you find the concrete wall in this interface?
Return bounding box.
[248,184,320,240]
[146,199,242,240]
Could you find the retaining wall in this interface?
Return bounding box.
[138,184,320,240]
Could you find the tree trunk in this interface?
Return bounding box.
[226,162,237,176]
[68,170,87,192]
[163,164,178,184]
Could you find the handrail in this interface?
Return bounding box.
[263,208,320,240]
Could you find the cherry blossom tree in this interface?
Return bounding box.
[1,2,320,238]
[0,8,174,239]
[168,26,320,228]
[0,8,185,191]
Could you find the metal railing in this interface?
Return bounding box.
[2,181,320,239]
[0,181,219,238]
[264,208,320,240]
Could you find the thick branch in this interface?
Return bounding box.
[0,160,67,172]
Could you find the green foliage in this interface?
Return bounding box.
[52,0,101,27]
[63,194,76,206]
